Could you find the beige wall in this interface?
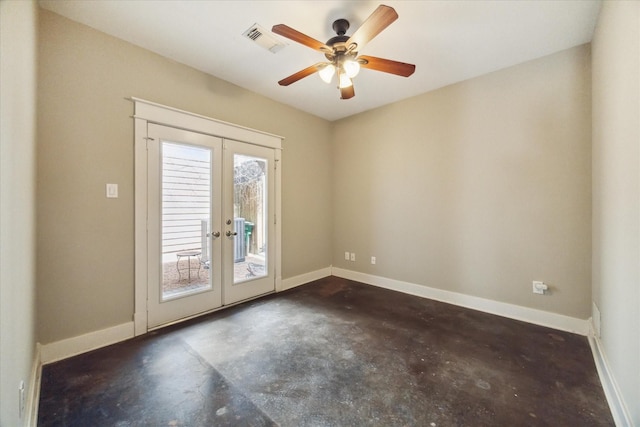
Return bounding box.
[37,9,333,344]
[592,0,640,423]
[28,3,640,421]
[333,45,592,319]
[0,1,39,425]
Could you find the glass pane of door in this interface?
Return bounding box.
[233,154,268,284]
[161,142,212,300]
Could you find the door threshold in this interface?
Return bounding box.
[148,290,276,332]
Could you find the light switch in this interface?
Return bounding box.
[106,183,118,198]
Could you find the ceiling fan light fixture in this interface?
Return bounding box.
[338,72,353,89]
[343,59,360,78]
[319,64,335,83]
[273,4,415,99]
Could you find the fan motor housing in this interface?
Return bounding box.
[326,19,355,59]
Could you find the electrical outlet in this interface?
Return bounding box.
[592,302,601,338]
[344,251,350,261]
[350,253,356,262]
[106,183,118,198]
[371,256,376,264]
[532,281,547,295]
[18,381,25,419]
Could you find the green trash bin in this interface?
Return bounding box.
[245,222,254,254]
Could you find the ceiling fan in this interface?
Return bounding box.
[272,4,416,100]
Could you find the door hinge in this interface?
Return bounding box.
[143,137,154,150]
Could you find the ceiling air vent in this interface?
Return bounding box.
[242,23,286,53]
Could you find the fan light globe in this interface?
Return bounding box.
[319,64,335,83]
[338,73,353,89]
[343,60,360,78]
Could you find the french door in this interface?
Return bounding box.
[223,139,276,304]
[146,124,275,328]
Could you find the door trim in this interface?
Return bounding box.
[132,98,283,336]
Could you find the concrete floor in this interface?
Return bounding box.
[38,276,614,426]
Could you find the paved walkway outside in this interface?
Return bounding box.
[162,254,265,298]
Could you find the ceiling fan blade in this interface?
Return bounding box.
[340,85,355,100]
[358,55,416,77]
[278,63,326,86]
[346,5,398,51]
[272,24,332,53]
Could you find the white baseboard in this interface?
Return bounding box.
[280,266,332,291]
[40,322,135,365]
[39,269,333,366]
[588,328,634,427]
[32,269,629,427]
[332,267,589,335]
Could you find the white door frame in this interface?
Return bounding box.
[133,98,283,336]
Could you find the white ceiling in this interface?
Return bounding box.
[39,0,601,121]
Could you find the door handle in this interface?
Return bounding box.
[210,231,220,238]
[225,230,237,237]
